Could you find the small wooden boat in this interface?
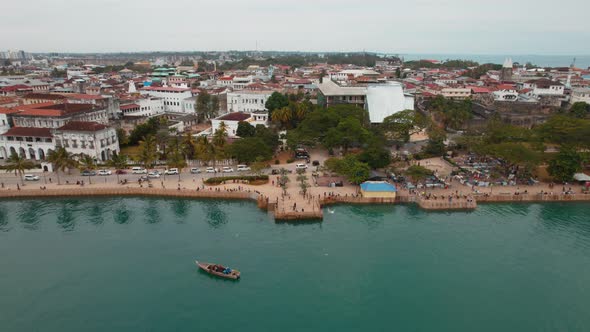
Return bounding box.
[195,260,240,280]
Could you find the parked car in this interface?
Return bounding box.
[24,174,40,181]
[138,175,149,181]
[295,163,308,170]
[222,167,234,173]
[115,169,127,175]
[205,167,216,173]
[81,170,97,176]
[164,168,179,175]
[148,171,161,178]
[237,165,251,172]
[190,168,201,174]
[132,167,147,174]
[98,169,112,176]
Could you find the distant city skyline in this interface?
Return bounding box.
[3,0,590,55]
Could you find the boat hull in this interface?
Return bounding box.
[196,261,240,280]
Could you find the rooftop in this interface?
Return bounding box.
[2,127,52,138]
[217,112,251,122]
[317,80,366,96]
[57,121,108,132]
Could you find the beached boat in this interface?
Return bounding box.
[195,260,240,280]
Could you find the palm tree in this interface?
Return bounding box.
[181,131,197,161]
[107,153,128,183]
[212,122,228,166]
[137,135,158,171]
[271,107,293,129]
[194,135,213,166]
[78,154,96,184]
[5,152,35,185]
[167,136,187,181]
[47,147,78,185]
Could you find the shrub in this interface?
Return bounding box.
[286,158,295,163]
[275,159,280,165]
[204,175,269,185]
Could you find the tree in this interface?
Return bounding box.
[278,168,290,195]
[251,157,266,176]
[181,131,197,160]
[358,140,391,169]
[423,126,447,157]
[128,117,160,145]
[405,165,433,183]
[236,121,256,137]
[167,136,187,181]
[297,172,311,196]
[107,153,128,183]
[323,116,370,152]
[196,90,212,123]
[5,153,35,185]
[265,92,289,115]
[570,102,589,119]
[194,136,214,165]
[324,155,370,184]
[78,154,96,184]
[116,128,129,147]
[228,137,273,163]
[137,135,158,170]
[212,122,228,165]
[548,146,584,182]
[381,109,429,142]
[47,147,78,185]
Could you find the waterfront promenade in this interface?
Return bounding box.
[0,173,588,220]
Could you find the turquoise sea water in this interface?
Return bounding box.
[1,198,590,331]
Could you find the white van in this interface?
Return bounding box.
[237,165,251,171]
[132,167,147,174]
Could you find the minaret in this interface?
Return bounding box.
[128,80,137,94]
[501,58,513,81]
[565,57,575,89]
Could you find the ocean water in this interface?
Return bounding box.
[0,197,590,331]
[398,53,590,68]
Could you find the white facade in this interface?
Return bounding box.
[226,90,272,113]
[570,88,590,104]
[365,83,414,123]
[493,89,519,101]
[0,129,54,161]
[182,96,197,113]
[53,126,120,162]
[139,86,193,113]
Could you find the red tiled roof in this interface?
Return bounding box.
[217,112,251,121]
[120,103,140,110]
[2,127,52,137]
[141,86,190,92]
[22,93,67,100]
[0,107,21,115]
[15,103,95,117]
[61,93,105,100]
[57,121,108,132]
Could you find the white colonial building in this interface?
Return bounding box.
[570,88,590,104]
[53,121,119,161]
[210,111,269,138]
[226,90,273,114]
[139,86,193,113]
[0,127,54,160]
[522,79,565,96]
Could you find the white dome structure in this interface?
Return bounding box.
[366,82,414,123]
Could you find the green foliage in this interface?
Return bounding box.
[204,175,269,185]
[286,104,370,150]
[569,102,589,119]
[405,59,478,70]
[381,109,430,142]
[4,153,35,185]
[128,117,161,145]
[405,165,433,182]
[324,155,371,184]
[481,142,541,171]
[548,146,585,182]
[358,140,391,169]
[422,126,447,157]
[236,121,256,137]
[228,137,274,163]
[195,90,219,122]
[166,136,187,174]
[265,92,289,114]
[465,63,503,79]
[429,96,473,130]
[47,147,78,185]
[137,135,158,169]
[116,128,129,146]
[535,115,590,148]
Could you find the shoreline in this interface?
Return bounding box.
[1,184,589,220]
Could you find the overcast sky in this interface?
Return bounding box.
[2,0,589,54]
